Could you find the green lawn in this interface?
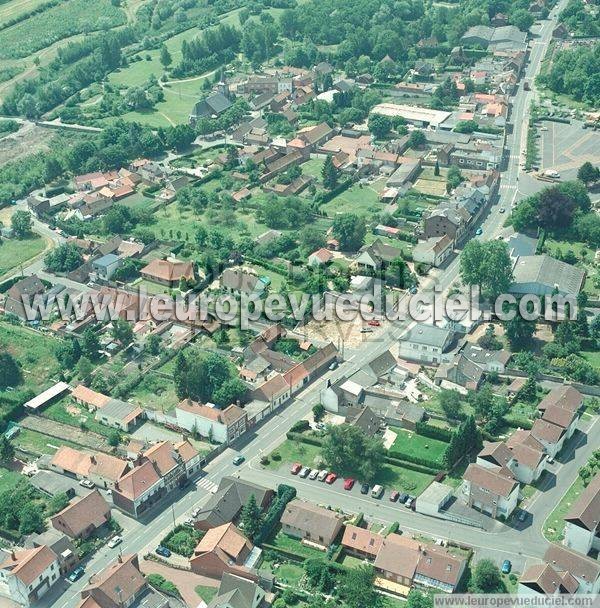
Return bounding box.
[195,585,218,602]
[543,475,586,542]
[301,158,326,180]
[14,428,80,455]
[270,531,328,560]
[389,428,448,466]
[321,182,383,218]
[0,467,23,489]
[273,562,305,585]
[265,438,322,469]
[126,373,179,413]
[0,235,46,277]
[581,351,600,370]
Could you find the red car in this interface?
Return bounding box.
[291,463,302,475]
[343,478,355,490]
[368,319,381,327]
[389,490,400,502]
[325,472,338,484]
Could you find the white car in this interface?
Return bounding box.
[308,469,319,480]
[79,479,94,489]
[108,535,123,548]
[317,470,329,482]
[184,518,195,526]
[299,467,310,478]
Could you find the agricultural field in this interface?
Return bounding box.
[0,0,126,60]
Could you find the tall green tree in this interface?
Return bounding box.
[332,213,366,252]
[11,211,32,239]
[459,240,512,299]
[240,494,263,540]
[322,154,339,190]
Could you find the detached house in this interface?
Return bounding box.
[280,500,344,548]
[51,490,111,540]
[399,324,455,365]
[0,546,60,608]
[356,239,403,271]
[140,258,195,288]
[462,463,519,519]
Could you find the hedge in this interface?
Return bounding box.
[415,422,453,442]
[289,420,310,433]
[261,542,307,563]
[147,573,180,597]
[254,484,297,546]
[286,431,323,447]
[0,527,21,543]
[384,455,440,475]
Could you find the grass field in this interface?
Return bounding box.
[0,0,126,60]
[321,182,384,217]
[14,428,80,455]
[0,234,46,277]
[543,474,586,542]
[270,530,328,560]
[266,438,322,469]
[126,373,179,413]
[43,398,116,438]
[413,166,448,196]
[582,351,600,370]
[0,322,61,390]
[388,428,448,466]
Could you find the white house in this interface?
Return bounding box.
[412,235,454,267]
[564,473,600,556]
[399,324,455,364]
[0,546,60,607]
[462,463,519,519]
[176,400,248,444]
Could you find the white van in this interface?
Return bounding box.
[371,485,383,498]
[317,470,329,482]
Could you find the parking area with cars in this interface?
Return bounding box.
[289,462,417,510]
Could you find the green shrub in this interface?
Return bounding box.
[147,573,180,597]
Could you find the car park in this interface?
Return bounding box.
[291,463,302,475]
[502,560,512,574]
[299,467,310,478]
[232,455,245,465]
[325,472,337,484]
[389,490,399,502]
[156,546,171,558]
[343,478,355,490]
[360,483,370,494]
[308,469,319,480]
[317,470,329,482]
[68,567,85,582]
[107,535,123,548]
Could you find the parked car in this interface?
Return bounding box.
[156,546,171,558]
[67,567,85,582]
[343,478,355,490]
[371,485,384,499]
[325,472,338,484]
[499,207,506,213]
[475,227,483,235]
[317,470,329,482]
[501,560,512,574]
[108,535,123,548]
[308,469,319,480]
[389,490,400,502]
[291,463,302,475]
[191,508,201,518]
[79,479,94,489]
[328,361,338,371]
[360,327,373,333]
[232,455,245,465]
[360,483,370,494]
[368,319,381,327]
[398,492,408,504]
[184,518,195,526]
[299,467,311,478]
[405,496,414,509]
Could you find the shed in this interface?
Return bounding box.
[24,382,70,411]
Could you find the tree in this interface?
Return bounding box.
[368,113,392,139]
[478,325,502,350]
[0,352,22,390]
[332,214,366,252]
[166,124,195,151]
[107,430,121,447]
[439,389,462,419]
[446,165,464,192]
[240,494,263,540]
[339,565,384,608]
[322,424,386,483]
[434,161,440,176]
[19,502,44,534]
[322,154,339,190]
[10,210,32,239]
[505,314,535,350]
[47,492,69,515]
[76,356,94,379]
[469,559,506,593]
[577,162,600,186]
[81,328,101,360]
[146,334,162,356]
[111,319,133,346]
[510,9,534,31]
[44,243,83,273]
[406,590,433,608]
[159,44,172,68]
[55,338,82,369]
[408,129,426,149]
[538,186,577,229]
[299,225,326,255]
[459,240,512,299]
[213,377,248,407]
[312,403,325,421]
[0,437,14,465]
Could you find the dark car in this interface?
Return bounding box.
[398,492,408,504]
[501,560,512,574]
[156,546,172,558]
[232,455,245,466]
[67,566,85,582]
[360,483,370,495]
